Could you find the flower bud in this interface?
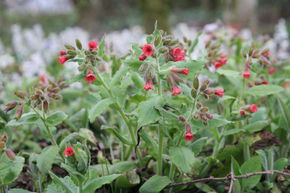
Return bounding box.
[5,149,16,160]
[42,100,49,113]
[14,90,27,99]
[14,106,23,120]
[193,77,199,90]
[4,101,19,113]
[75,39,83,50]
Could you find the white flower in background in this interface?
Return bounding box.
[0,54,15,68]
[273,19,289,61]
[104,26,146,56]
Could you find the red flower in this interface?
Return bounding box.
[64,146,75,156]
[142,44,154,57]
[248,104,258,113]
[214,61,222,69]
[214,88,224,98]
[143,81,154,91]
[220,57,227,65]
[170,68,189,75]
[172,48,185,61]
[261,80,268,85]
[182,68,189,75]
[184,131,194,141]
[283,82,290,88]
[58,56,67,64]
[172,87,182,96]
[243,69,251,78]
[84,72,96,83]
[60,50,66,56]
[268,67,276,75]
[139,54,147,61]
[88,41,98,50]
[240,110,245,116]
[40,75,47,84]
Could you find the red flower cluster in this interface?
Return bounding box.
[88,41,98,50]
[64,146,75,156]
[171,48,185,62]
[214,53,227,69]
[184,124,194,141]
[84,72,96,83]
[144,81,154,91]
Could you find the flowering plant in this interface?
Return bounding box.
[0,25,289,193]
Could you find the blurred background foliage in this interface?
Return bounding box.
[0,0,290,46]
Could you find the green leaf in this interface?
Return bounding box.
[217,69,241,78]
[136,96,164,127]
[79,128,97,144]
[65,74,85,84]
[277,95,290,130]
[0,155,24,186]
[195,182,217,193]
[109,161,137,173]
[124,59,143,71]
[247,85,283,96]
[6,112,39,127]
[8,189,32,193]
[45,183,65,193]
[274,158,288,171]
[37,146,59,173]
[115,169,140,188]
[88,98,113,122]
[49,172,78,193]
[82,174,121,193]
[169,147,196,173]
[101,126,132,145]
[223,128,244,136]
[111,66,129,86]
[139,175,171,193]
[46,111,68,127]
[243,120,269,133]
[240,156,262,189]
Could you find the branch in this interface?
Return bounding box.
[166,170,290,189]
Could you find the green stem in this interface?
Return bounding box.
[156,58,164,175]
[94,71,142,160]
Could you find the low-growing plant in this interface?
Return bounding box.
[0,24,289,193]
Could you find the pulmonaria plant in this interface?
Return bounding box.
[1,25,289,193]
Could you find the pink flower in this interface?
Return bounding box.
[261,80,268,85]
[139,54,147,61]
[142,44,154,57]
[84,72,96,83]
[40,75,47,84]
[172,48,185,61]
[182,68,189,75]
[268,67,276,75]
[214,88,224,98]
[143,81,154,91]
[240,110,245,116]
[220,57,227,65]
[64,146,75,156]
[263,51,270,57]
[88,41,98,50]
[58,56,68,64]
[243,69,251,78]
[248,104,258,113]
[172,87,182,96]
[60,50,66,56]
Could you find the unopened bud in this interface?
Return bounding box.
[4,101,19,113]
[14,106,23,120]
[14,91,26,99]
[5,149,16,160]
[75,39,82,50]
[193,77,199,90]
[200,107,209,113]
[42,100,49,112]
[179,116,186,122]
